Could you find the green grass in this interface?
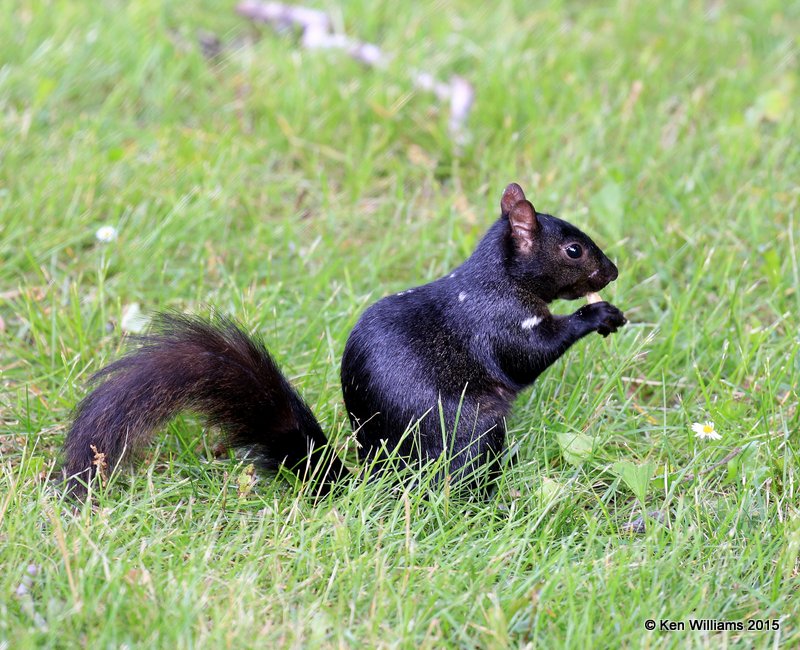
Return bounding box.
[1,0,798,647]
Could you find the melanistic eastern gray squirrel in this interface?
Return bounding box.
[63,182,626,499]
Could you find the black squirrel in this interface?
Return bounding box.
[63,182,626,499]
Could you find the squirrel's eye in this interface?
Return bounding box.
[565,243,583,259]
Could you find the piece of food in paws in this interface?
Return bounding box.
[585,292,603,304]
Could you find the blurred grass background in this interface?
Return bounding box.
[1,0,798,647]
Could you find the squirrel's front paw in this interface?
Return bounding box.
[577,302,627,337]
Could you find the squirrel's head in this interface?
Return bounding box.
[501,182,619,303]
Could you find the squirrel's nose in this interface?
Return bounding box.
[605,259,618,282]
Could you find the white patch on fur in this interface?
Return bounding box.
[458,292,467,302]
[521,316,542,330]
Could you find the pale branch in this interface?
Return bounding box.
[236,1,474,140]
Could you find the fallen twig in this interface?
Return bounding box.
[235,1,474,140]
[680,446,744,483]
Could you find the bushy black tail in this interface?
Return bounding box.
[63,312,348,498]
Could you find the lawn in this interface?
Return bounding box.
[1,0,798,647]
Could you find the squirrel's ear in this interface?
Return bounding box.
[501,183,526,215]
[508,199,539,253]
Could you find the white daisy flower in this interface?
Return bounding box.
[95,225,118,243]
[692,421,721,440]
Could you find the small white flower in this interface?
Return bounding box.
[95,225,118,243]
[692,421,721,440]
